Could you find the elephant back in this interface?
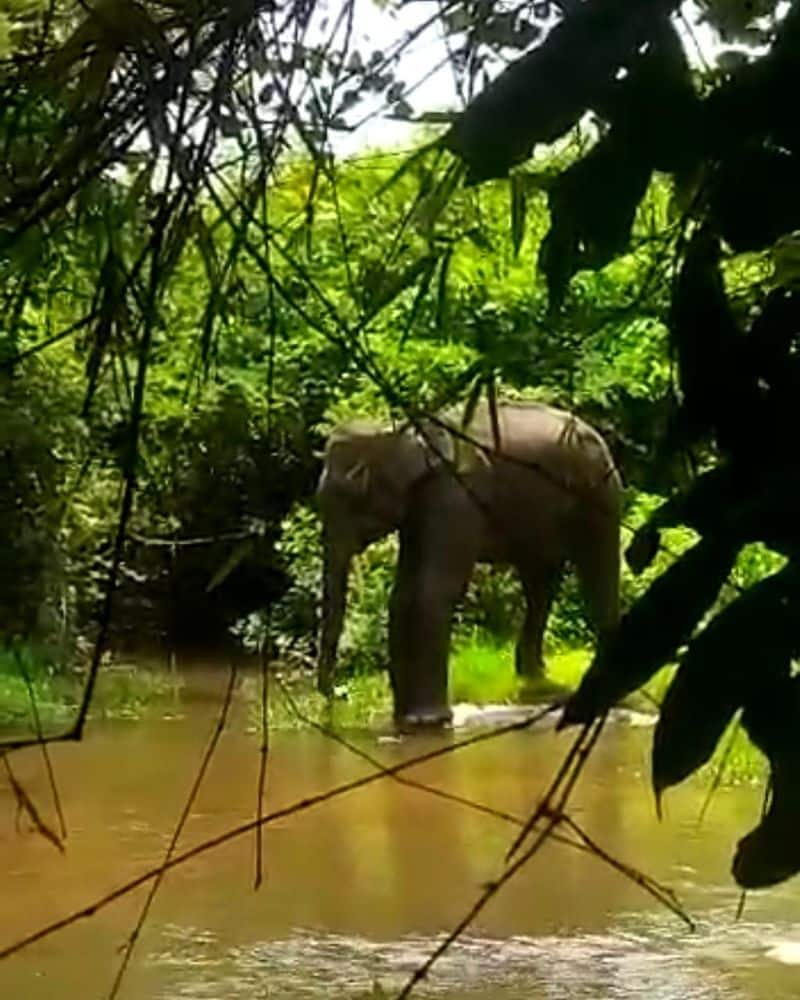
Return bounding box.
[449,399,620,505]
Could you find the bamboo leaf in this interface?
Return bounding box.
[510,172,527,257]
[460,373,485,431]
[412,160,465,239]
[374,141,442,198]
[486,374,501,450]
[398,255,439,344]
[362,252,439,320]
[435,245,454,332]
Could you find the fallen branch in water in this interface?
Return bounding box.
[2,754,64,855]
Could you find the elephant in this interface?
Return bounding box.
[315,400,622,726]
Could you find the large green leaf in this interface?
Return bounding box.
[538,129,652,309]
[442,0,684,185]
[652,566,800,800]
[561,534,740,728]
[733,672,800,889]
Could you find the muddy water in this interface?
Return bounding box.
[1,668,799,999]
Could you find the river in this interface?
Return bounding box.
[1,666,799,999]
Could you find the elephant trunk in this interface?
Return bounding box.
[317,532,352,695]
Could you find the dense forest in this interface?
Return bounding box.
[0,152,674,654]
[4,147,782,686]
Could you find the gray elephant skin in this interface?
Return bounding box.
[315,401,622,727]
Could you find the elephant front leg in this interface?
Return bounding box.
[389,531,475,728]
[317,535,353,696]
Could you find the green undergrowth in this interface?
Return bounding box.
[1,642,765,788]
[0,644,183,732]
[702,721,767,788]
[246,642,601,732]
[248,670,394,731]
[250,640,767,788]
[449,641,591,704]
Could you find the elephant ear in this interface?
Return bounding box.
[343,459,370,495]
[322,424,383,497]
[420,412,487,476]
[415,420,456,468]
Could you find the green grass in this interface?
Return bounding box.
[449,641,519,703]
[450,639,767,787]
[1,640,767,788]
[242,669,393,731]
[449,639,592,705]
[0,643,183,730]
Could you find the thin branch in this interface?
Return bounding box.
[393,807,565,999]
[13,648,66,841]
[504,716,601,862]
[0,310,98,370]
[559,812,692,928]
[254,642,270,890]
[1,754,64,854]
[696,717,743,827]
[128,528,262,548]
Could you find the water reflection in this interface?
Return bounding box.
[0,666,798,999]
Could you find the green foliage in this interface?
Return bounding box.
[0,642,180,727]
[450,639,519,704]
[0,135,748,684]
[0,642,61,726]
[0,352,114,653]
[242,669,393,731]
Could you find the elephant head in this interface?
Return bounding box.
[315,418,453,694]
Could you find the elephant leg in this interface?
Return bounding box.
[569,506,620,644]
[514,569,557,679]
[389,489,480,725]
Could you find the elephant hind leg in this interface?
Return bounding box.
[514,569,558,680]
[569,507,620,643]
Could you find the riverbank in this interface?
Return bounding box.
[246,640,766,788]
[0,641,765,787]
[0,644,183,731]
